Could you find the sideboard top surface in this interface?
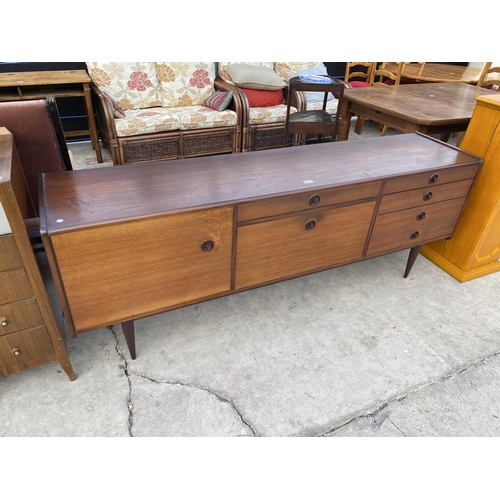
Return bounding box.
[40,133,482,233]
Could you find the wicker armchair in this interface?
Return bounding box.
[217,62,306,152]
[87,62,244,165]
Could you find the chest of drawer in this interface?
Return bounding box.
[235,200,376,288]
[0,299,44,335]
[372,197,467,236]
[0,234,23,272]
[0,268,33,305]
[378,179,473,214]
[238,181,381,221]
[0,326,55,377]
[382,164,479,194]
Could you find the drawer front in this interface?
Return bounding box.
[372,197,467,236]
[383,164,479,194]
[238,181,381,221]
[0,299,44,336]
[367,217,458,256]
[378,179,473,214]
[51,207,234,332]
[0,268,33,305]
[235,201,376,288]
[0,234,23,272]
[0,326,55,377]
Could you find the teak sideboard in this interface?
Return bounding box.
[39,133,482,359]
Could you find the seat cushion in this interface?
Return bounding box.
[86,62,162,111]
[156,62,216,107]
[114,107,181,137]
[248,104,296,125]
[173,106,238,130]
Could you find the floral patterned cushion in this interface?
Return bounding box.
[86,62,162,110]
[114,107,181,137]
[306,99,338,114]
[156,62,215,108]
[274,62,323,80]
[248,104,296,125]
[169,106,238,130]
[218,62,274,84]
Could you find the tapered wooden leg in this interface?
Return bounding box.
[404,245,422,278]
[121,320,136,359]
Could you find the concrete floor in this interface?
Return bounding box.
[2,120,500,438]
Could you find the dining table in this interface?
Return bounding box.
[383,63,488,84]
[337,81,497,142]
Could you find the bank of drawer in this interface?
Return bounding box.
[0,299,44,336]
[235,201,376,288]
[0,234,22,272]
[238,181,381,221]
[372,197,466,236]
[383,164,479,194]
[0,268,33,305]
[367,217,458,256]
[0,326,55,376]
[378,179,473,215]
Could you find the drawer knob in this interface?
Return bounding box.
[309,194,321,206]
[201,240,214,252]
[423,191,433,201]
[416,211,426,221]
[429,174,439,184]
[13,348,21,356]
[410,231,419,240]
[0,318,7,327]
[305,220,316,231]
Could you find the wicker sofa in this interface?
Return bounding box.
[87,62,244,165]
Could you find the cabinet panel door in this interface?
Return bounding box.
[235,201,376,288]
[51,207,233,332]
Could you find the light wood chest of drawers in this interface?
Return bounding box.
[0,129,74,379]
[39,133,482,360]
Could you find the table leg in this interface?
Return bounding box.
[82,84,103,163]
[404,245,422,278]
[337,99,352,141]
[121,320,137,359]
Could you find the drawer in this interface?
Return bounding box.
[372,197,467,236]
[0,268,33,305]
[383,164,480,194]
[238,181,381,221]
[0,234,23,272]
[235,200,376,288]
[378,179,473,215]
[0,326,55,377]
[367,216,458,256]
[0,299,44,335]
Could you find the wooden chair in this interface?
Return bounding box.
[344,62,375,134]
[0,96,73,247]
[477,62,500,89]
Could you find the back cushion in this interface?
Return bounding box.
[156,63,215,107]
[86,62,162,110]
[274,62,323,80]
[218,62,274,84]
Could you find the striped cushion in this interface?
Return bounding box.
[203,90,234,111]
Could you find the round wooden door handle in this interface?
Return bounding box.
[201,240,214,251]
[305,220,316,231]
[309,194,321,206]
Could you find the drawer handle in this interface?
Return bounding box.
[429,174,439,184]
[309,194,321,206]
[201,240,214,252]
[13,348,21,356]
[410,231,419,240]
[305,220,316,231]
[423,191,433,201]
[0,318,7,327]
[416,211,426,221]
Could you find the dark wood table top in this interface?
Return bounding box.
[343,82,496,125]
[384,63,487,84]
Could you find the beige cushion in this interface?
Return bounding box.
[226,64,286,90]
[274,62,323,80]
[218,62,274,83]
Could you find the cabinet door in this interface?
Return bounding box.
[235,201,376,288]
[50,207,233,332]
